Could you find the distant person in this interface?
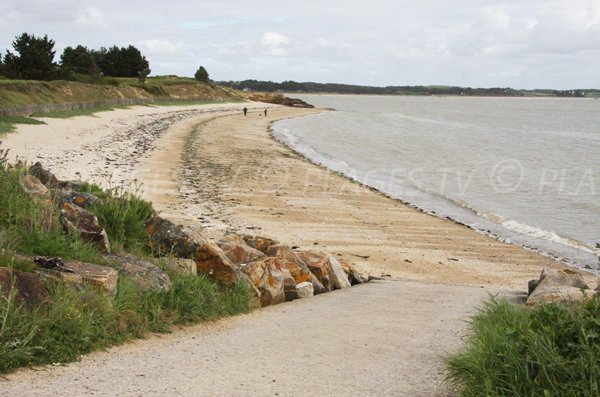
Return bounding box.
[243,107,248,116]
[264,108,268,117]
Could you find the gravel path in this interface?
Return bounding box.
[0,280,500,397]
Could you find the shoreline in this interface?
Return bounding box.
[269,117,599,272]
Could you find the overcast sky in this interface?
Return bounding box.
[1,0,599,89]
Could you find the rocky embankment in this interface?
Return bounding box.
[2,163,370,309]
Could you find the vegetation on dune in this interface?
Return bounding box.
[194,66,210,83]
[446,296,600,396]
[0,157,254,373]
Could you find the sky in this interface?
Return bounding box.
[1,0,599,89]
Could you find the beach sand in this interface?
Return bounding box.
[1,102,590,395]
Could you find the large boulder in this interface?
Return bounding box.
[0,267,50,306]
[297,251,334,292]
[265,244,325,293]
[20,175,49,198]
[241,235,279,254]
[328,255,352,289]
[60,202,111,253]
[146,216,198,258]
[194,239,240,287]
[527,268,594,305]
[297,251,351,291]
[104,253,171,292]
[29,162,59,187]
[222,242,266,265]
[34,257,118,298]
[240,258,286,307]
[158,257,197,276]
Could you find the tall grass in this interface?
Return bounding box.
[0,165,101,262]
[446,296,600,397]
[0,270,253,372]
[91,184,154,251]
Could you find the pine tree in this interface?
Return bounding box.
[3,33,58,80]
[194,66,209,83]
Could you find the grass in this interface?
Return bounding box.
[91,184,154,252]
[0,115,45,135]
[0,165,102,263]
[446,296,600,397]
[0,269,253,372]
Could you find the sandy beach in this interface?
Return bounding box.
[0,102,589,395]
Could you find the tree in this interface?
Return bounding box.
[0,53,5,77]
[93,45,150,78]
[3,33,58,80]
[194,66,209,83]
[60,45,99,77]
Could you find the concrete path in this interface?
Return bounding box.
[0,280,500,397]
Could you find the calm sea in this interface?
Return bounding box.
[273,95,600,269]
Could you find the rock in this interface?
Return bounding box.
[159,257,197,275]
[296,281,314,299]
[527,286,596,305]
[241,235,279,254]
[146,216,198,258]
[59,191,99,209]
[35,257,118,298]
[240,258,286,307]
[265,244,325,293]
[340,260,369,285]
[222,242,266,265]
[297,251,334,292]
[103,253,171,291]
[20,175,49,198]
[328,256,352,289]
[194,240,240,287]
[29,162,59,187]
[0,267,50,306]
[57,180,86,191]
[527,268,593,305]
[60,202,111,253]
[282,268,299,301]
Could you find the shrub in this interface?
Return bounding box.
[446,296,600,397]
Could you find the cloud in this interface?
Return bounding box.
[76,6,106,29]
[260,32,291,56]
[141,39,184,54]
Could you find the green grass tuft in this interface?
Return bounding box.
[446,296,600,397]
[91,185,154,251]
[31,105,130,119]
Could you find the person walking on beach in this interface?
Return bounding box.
[243,107,248,116]
[264,108,268,117]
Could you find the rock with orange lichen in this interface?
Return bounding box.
[240,257,286,307]
[241,235,279,254]
[194,240,240,287]
[60,202,111,253]
[265,244,325,294]
[222,242,266,265]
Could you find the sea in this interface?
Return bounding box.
[272,95,600,270]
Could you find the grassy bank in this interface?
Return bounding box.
[446,296,600,396]
[0,76,244,110]
[0,161,254,373]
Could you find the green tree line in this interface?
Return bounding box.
[0,33,151,81]
[220,79,598,97]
